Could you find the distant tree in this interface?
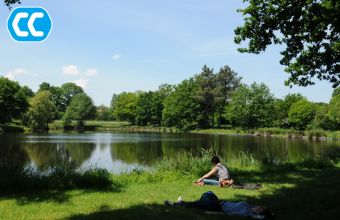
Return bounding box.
[0,77,28,123]
[235,0,340,87]
[327,94,340,130]
[110,94,118,110]
[195,65,217,128]
[162,78,201,130]
[135,91,153,126]
[215,65,242,127]
[60,83,84,112]
[113,92,138,124]
[63,93,96,130]
[274,93,305,128]
[151,84,174,125]
[312,103,335,130]
[96,105,112,121]
[288,100,316,130]
[26,91,56,131]
[21,85,34,97]
[38,82,64,119]
[38,82,52,92]
[225,83,275,129]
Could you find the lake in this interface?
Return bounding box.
[0,132,339,173]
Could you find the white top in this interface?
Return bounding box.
[216,163,230,180]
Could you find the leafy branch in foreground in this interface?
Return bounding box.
[235,0,340,88]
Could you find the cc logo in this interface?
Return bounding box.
[7,7,52,42]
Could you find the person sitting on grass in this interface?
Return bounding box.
[195,155,234,187]
[164,191,274,219]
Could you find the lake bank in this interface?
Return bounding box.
[2,121,340,141]
[1,153,340,220]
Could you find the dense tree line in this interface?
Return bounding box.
[0,77,96,131]
[0,64,339,132]
[110,65,339,131]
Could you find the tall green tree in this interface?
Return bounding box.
[151,84,174,125]
[113,92,138,124]
[215,65,242,127]
[135,91,153,126]
[225,83,275,128]
[162,78,201,130]
[274,93,305,128]
[235,0,340,87]
[21,86,34,97]
[288,100,316,130]
[0,77,28,123]
[96,105,112,121]
[312,103,334,130]
[327,94,340,130]
[38,82,64,119]
[195,65,217,128]
[26,91,56,131]
[63,93,96,130]
[60,83,84,112]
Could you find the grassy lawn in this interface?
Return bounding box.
[1,165,340,220]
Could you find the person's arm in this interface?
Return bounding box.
[196,166,217,182]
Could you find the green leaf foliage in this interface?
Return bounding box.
[235,0,340,87]
[225,82,275,129]
[25,91,56,131]
[63,93,96,129]
[288,100,316,130]
[162,78,201,130]
[113,92,138,124]
[0,77,28,123]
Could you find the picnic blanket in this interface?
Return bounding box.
[231,183,262,190]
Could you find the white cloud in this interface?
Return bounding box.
[112,54,121,60]
[62,65,80,76]
[74,78,89,89]
[4,68,28,80]
[85,68,98,77]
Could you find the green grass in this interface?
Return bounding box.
[1,166,339,220]
[1,150,340,219]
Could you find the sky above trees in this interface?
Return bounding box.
[0,0,335,105]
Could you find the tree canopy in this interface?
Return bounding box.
[235,0,340,88]
[25,91,56,131]
[63,93,96,129]
[225,82,275,129]
[0,77,28,123]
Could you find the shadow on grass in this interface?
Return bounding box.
[229,166,340,220]
[66,166,340,220]
[0,185,125,205]
[66,203,237,220]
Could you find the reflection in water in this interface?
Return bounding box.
[0,132,339,173]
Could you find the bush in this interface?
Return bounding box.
[0,167,117,192]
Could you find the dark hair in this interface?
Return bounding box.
[211,156,220,164]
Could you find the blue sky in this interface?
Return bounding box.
[0,0,335,105]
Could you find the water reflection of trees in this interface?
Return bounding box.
[0,142,29,169]
[23,143,95,170]
[1,133,339,172]
[110,142,163,165]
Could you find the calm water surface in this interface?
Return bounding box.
[0,132,339,173]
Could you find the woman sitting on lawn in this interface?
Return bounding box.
[196,156,234,187]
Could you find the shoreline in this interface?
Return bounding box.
[1,121,340,140]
